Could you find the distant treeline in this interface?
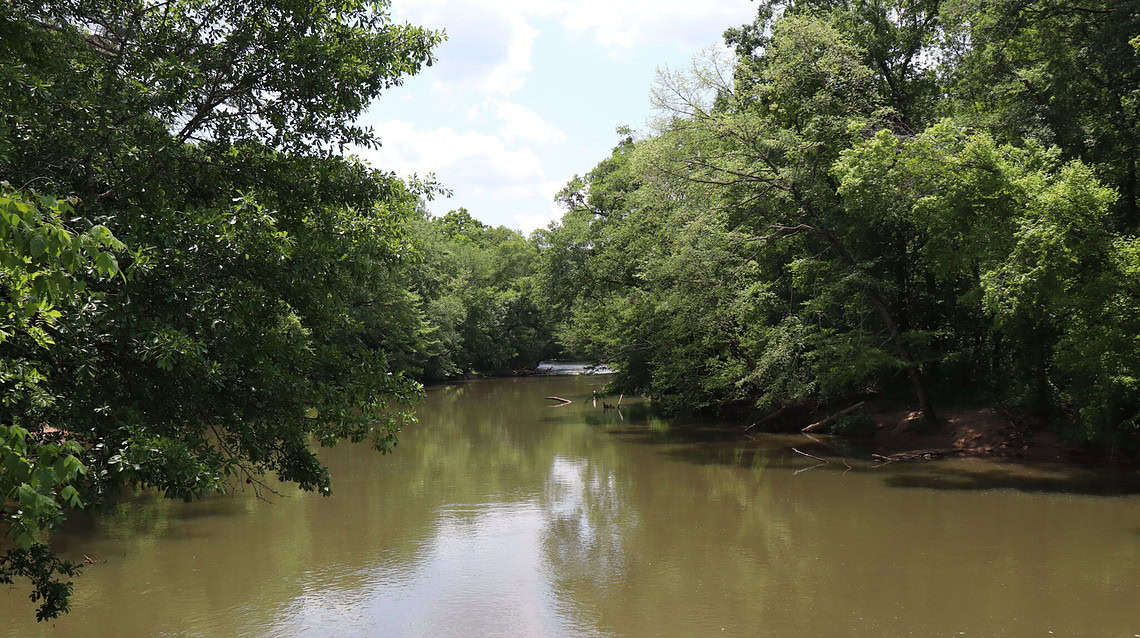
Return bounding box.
[399,207,560,381]
[532,0,1139,447]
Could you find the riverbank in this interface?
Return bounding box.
[766,401,1133,468]
[864,405,1073,464]
[440,368,1129,468]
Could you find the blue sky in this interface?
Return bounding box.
[357,0,758,232]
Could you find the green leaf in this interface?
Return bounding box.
[95,252,118,276]
[29,235,46,258]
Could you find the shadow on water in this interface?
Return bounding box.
[876,463,1140,496]
[592,402,1140,497]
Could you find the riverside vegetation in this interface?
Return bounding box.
[2,0,1138,622]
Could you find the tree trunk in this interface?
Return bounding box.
[817,228,938,423]
[802,401,867,433]
[1123,152,1137,231]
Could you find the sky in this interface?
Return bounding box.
[356,0,758,233]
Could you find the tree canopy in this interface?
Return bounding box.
[536,0,1139,443]
[1,0,446,619]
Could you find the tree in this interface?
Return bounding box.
[537,0,1138,447]
[404,209,559,380]
[837,123,1139,441]
[946,0,1140,228]
[648,18,939,419]
[725,0,947,130]
[1,187,124,619]
[1,0,441,186]
[1,0,442,619]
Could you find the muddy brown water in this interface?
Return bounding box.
[3,375,1140,637]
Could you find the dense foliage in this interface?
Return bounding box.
[0,0,449,619]
[400,207,559,381]
[537,1,1139,445]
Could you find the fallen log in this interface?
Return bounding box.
[871,448,958,464]
[802,401,866,433]
[545,396,572,407]
[745,405,792,431]
[791,447,828,463]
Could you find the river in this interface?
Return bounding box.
[3,375,1139,636]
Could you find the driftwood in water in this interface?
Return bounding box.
[871,448,957,464]
[745,405,792,431]
[792,445,853,472]
[545,396,572,407]
[594,393,624,410]
[791,447,828,463]
[802,401,866,433]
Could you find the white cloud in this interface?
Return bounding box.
[512,201,564,234]
[371,0,758,230]
[392,0,755,87]
[364,120,563,232]
[394,0,538,97]
[494,102,566,144]
[551,1,735,51]
[369,120,545,187]
[520,0,754,54]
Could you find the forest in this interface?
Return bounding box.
[2,0,1138,622]
[539,0,1138,442]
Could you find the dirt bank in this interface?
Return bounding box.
[864,405,1104,465]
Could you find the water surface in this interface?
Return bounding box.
[3,376,1139,636]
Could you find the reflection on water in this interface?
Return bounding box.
[3,376,1140,637]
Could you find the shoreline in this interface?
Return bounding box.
[767,401,1139,470]
[428,372,1136,471]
